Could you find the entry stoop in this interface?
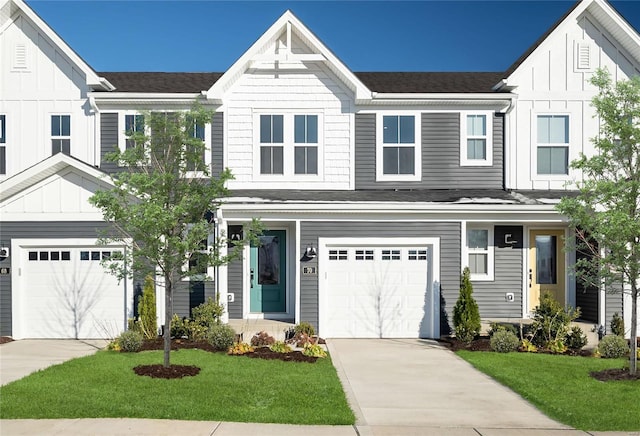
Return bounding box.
[227,319,295,342]
[573,320,600,350]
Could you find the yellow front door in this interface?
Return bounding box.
[529,229,566,311]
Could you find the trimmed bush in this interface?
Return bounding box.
[192,297,224,328]
[453,267,481,343]
[250,331,276,347]
[294,322,316,337]
[530,292,579,348]
[118,330,143,352]
[490,330,520,353]
[610,312,625,337]
[488,322,518,338]
[598,334,629,359]
[170,314,189,338]
[208,324,236,351]
[565,326,588,351]
[138,275,157,339]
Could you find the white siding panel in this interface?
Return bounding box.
[0,13,95,179]
[225,60,354,190]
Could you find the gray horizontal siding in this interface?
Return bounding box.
[605,284,623,334]
[172,281,215,319]
[100,113,119,174]
[355,113,504,190]
[211,112,224,179]
[0,222,116,337]
[472,226,523,318]
[227,259,243,319]
[300,221,461,336]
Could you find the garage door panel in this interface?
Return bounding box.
[323,243,436,339]
[21,247,124,339]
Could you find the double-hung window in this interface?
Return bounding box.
[537,115,569,175]
[294,115,318,174]
[260,115,284,174]
[124,114,145,150]
[186,118,206,172]
[461,112,493,166]
[0,115,6,174]
[51,115,70,155]
[466,227,494,280]
[376,113,420,181]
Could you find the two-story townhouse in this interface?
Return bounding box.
[1,0,638,341]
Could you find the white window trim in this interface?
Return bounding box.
[532,112,571,180]
[118,111,147,152]
[376,112,421,182]
[252,110,323,181]
[185,122,212,179]
[182,230,216,282]
[464,225,494,281]
[460,111,493,167]
[50,113,71,154]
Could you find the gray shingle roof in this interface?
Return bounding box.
[98,71,505,94]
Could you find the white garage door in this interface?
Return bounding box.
[20,247,126,339]
[320,238,440,339]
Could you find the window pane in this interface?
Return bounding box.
[272,146,283,174]
[194,122,205,140]
[260,146,271,173]
[398,147,415,174]
[383,147,399,174]
[61,115,70,136]
[52,116,61,136]
[537,146,567,175]
[399,116,415,143]
[469,253,488,274]
[536,235,557,284]
[294,146,305,174]
[307,146,317,174]
[0,147,5,175]
[468,229,488,250]
[467,139,486,160]
[260,115,271,143]
[294,115,305,143]
[258,235,280,285]
[538,115,568,144]
[307,115,317,143]
[0,115,5,143]
[467,115,486,136]
[135,115,144,133]
[383,116,399,144]
[272,115,283,143]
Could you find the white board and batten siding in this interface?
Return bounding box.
[318,237,441,339]
[0,11,97,179]
[507,11,640,190]
[223,32,354,190]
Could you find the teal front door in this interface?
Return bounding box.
[250,230,286,313]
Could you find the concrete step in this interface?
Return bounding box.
[227,319,295,342]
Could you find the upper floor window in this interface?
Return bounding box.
[376,113,421,181]
[255,112,322,178]
[51,115,70,155]
[294,115,318,175]
[124,114,145,149]
[0,115,6,175]
[260,115,284,175]
[461,112,493,166]
[466,227,494,281]
[537,115,569,175]
[186,118,206,172]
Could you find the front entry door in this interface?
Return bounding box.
[250,230,286,313]
[529,229,566,311]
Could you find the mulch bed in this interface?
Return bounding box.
[590,368,640,382]
[129,338,319,379]
[439,336,492,352]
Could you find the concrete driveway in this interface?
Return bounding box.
[327,338,570,432]
[0,339,107,386]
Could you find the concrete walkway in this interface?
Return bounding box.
[0,339,635,435]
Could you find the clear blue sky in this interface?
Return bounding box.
[27,0,640,73]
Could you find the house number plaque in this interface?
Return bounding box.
[303,266,317,275]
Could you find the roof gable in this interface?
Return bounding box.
[205,10,371,102]
[1,0,114,90]
[505,0,640,81]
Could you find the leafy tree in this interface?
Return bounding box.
[138,275,157,340]
[90,103,259,368]
[557,69,639,374]
[453,267,481,344]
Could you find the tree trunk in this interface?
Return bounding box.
[163,273,172,368]
[630,282,638,375]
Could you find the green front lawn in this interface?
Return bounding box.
[0,349,355,425]
[457,351,639,431]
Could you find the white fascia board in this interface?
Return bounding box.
[365,93,516,111]
[0,153,112,203]
[206,10,372,101]
[11,0,113,90]
[588,0,640,64]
